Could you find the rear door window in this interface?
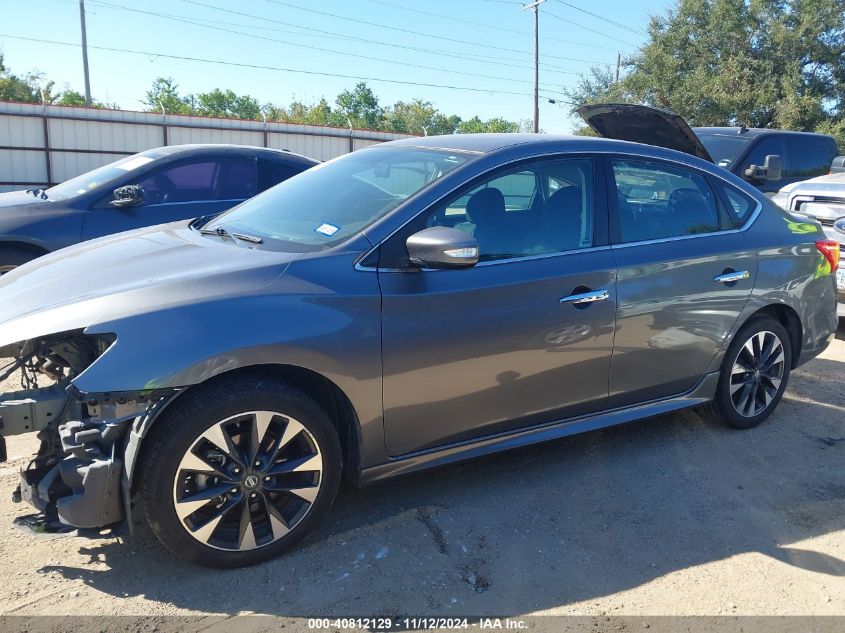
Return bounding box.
[786,136,838,179]
[611,160,720,243]
[258,159,304,192]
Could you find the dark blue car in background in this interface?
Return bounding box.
[0,144,317,272]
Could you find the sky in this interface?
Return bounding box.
[0,0,671,134]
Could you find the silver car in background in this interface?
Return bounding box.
[772,172,845,317]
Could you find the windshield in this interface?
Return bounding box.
[207,146,472,250]
[695,133,753,167]
[45,151,160,200]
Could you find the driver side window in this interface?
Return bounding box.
[137,161,218,204]
[424,159,595,262]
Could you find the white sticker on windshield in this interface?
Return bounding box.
[315,223,340,237]
[115,156,155,171]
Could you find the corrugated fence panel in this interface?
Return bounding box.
[50,152,120,182]
[0,102,417,190]
[0,149,46,187]
[0,114,44,147]
[267,133,349,161]
[352,138,381,151]
[48,118,163,153]
[167,127,264,146]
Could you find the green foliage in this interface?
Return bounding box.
[0,53,49,103]
[194,88,261,120]
[137,75,521,135]
[566,0,845,147]
[0,55,522,135]
[143,77,193,115]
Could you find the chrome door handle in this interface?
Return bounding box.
[559,289,609,305]
[713,271,750,284]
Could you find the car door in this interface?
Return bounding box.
[607,157,757,407]
[378,157,618,456]
[82,157,257,240]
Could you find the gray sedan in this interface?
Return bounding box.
[0,134,838,568]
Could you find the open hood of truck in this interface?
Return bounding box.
[577,103,714,163]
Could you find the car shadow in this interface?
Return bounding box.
[39,357,845,616]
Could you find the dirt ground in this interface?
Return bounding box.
[0,326,843,627]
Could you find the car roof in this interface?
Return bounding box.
[141,144,318,163]
[692,127,833,140]
[383,133,638,154]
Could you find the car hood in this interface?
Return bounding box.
[577,103,714,163]
[0,221,299,350]
[0,190,50,210]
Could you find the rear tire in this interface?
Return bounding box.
[701,316,792,429]
[0,245,42,274]
[139,378,342,568]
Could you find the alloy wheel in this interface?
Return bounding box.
[172,411,323,551]
[729,331,786,418]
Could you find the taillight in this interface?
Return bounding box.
[816,240,841,271]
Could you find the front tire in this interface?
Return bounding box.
[139,378,342,568]
[702,316,792,429]
[0,245,41,274]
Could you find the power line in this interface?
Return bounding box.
[0,33,572,103]
[175,0,586,76]
[361,0,620,55]
[544,8,638,47]
[261,0,620,63]
[555,1,648,36]
[86,0,570,94]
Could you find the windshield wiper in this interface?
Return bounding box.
[199,226,263,245]
[25,188,48,199]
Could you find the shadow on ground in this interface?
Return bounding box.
[39,351,845,616]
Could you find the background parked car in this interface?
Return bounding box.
[578,103,841,194]
[0,144,317,272]
[772,171,845,317]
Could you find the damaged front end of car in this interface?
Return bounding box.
[0,331,175,534]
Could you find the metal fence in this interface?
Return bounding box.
[0,101,416,192]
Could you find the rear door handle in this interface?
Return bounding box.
[713,271,750,284]
[559,289,609,305]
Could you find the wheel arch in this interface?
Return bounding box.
[740,303,803,368]
[0,239,51,258]
[128,363,363,495]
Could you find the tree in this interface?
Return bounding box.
[335,82,383,129]
[565,0,845,147]
[0,53,51,103]
[383,99,460,135]
[459,116,519,133]
[193,88,261,120]
[143,77,193,114]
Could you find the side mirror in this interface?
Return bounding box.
[406,227,479,269]
[744,154,783,182]
[110,184,143,208]
[831,156,845,174]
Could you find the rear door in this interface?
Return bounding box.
[82,157,257,239]
[607,157,757,406]
[379,156,618,456]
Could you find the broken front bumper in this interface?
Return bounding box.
[3,383,169,531]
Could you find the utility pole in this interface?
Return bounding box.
[615,51,621,83]
[522,0,545,133]
[79,0,92,106]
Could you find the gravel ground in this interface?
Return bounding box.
[0,326,843,626]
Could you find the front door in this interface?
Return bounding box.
[607,158,757,406]
[82,157,257,240]
[379,157,618,456]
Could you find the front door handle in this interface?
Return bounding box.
[713,271,750,284]
[559,289,609,305]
